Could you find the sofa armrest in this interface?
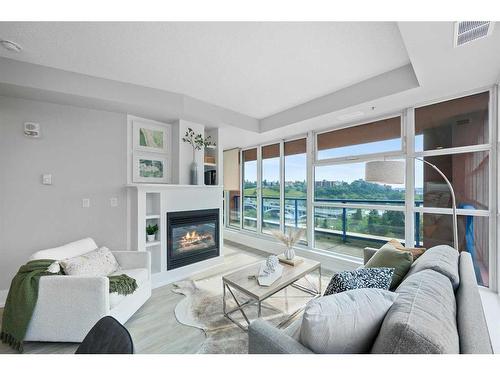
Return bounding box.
[248,319,313,354]
[112,251,151,276]
[363,247,379,265]
[26,275,110,342]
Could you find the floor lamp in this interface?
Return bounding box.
[365,159,458,250]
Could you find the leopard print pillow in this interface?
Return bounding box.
[324,267,394,296]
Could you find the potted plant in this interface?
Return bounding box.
[146,224,158,242]
[271,228,305,260]
[182,128,216,185]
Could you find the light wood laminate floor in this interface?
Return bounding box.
[0,243,270,354]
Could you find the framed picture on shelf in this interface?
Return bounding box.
[133,120,170,154]
[133,153,170,183]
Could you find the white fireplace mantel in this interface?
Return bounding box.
[127,184,224,288]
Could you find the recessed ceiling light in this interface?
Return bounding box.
[0,39,22,53]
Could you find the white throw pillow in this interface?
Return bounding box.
[299,288,398,354]
[59,246,119,276]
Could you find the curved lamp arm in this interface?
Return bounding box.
[414,157,458,250]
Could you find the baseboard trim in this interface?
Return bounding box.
[0,289,7,308]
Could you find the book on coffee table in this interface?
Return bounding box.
[278,255,304,267]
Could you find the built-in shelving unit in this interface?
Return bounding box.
[145,192,162,274]
[128,184,224,289]
[204,129,220,186]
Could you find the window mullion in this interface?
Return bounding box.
[257,146,262,234]
[307,131,315,248]
[279,141,285,232]
[405,108,416,247]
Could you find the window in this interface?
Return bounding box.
[414,91,490,287]
[261,143,281,234]
[314,207,405,258]
[415,213,489,286]
[228,191,241,228]
[242,148,257,231]
[317,117,401,160]
[415,152,489,210]
[227,90,494,290]
[315,161,405,205]
[284,138,307,242]
[223,149,241,228]
[313,117,405,257]
[415,92,489,152]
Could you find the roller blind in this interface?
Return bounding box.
[285,138,306,156]
[223,149,240,191]
[262,143,280,159]
[317,117,401,151]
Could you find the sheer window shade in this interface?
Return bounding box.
[223,149,240,191]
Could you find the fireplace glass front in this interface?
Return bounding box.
[167,209,220,270]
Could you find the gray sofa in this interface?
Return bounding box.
[248,245,493,354]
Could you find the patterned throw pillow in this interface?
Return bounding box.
[60,246,119,276]
[323,267,394,296]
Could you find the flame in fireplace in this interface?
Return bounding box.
[180,230,213,248]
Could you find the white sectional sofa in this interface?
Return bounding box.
[25,238,151,343]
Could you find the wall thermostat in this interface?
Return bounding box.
[24,122,41,138]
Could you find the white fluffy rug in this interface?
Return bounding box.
[172,274,325,354]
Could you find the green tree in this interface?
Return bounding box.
[352,209,362,221]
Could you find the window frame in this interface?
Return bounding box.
[225,86,498,291]
[311,113,407,253]
[314,113,405,165]
[408,87,496,289]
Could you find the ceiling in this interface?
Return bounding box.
[1,22,500,149]
[0,22,409,119]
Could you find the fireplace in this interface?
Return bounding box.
[167,209,220,270]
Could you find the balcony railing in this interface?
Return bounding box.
[231,195,425,246]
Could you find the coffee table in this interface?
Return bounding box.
[222,258,321,331]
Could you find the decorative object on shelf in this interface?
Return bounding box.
[204,169,217,185]
[365,158,458,250]
[133,153,169,183]
[204,155,216,165]
[146,224,158,242]
[271,228,304,261]
[257,255,283,286]
[182,128,216,185]
[278,254,304,267]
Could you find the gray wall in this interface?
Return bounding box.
[0,96,128,290]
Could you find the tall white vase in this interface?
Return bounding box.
[284,246,295,260]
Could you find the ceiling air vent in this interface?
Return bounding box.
[454,21,494,47]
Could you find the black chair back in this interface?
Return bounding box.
[76,316,134,354]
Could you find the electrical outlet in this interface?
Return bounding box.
[110,197,118,207]
[82,198,90,208]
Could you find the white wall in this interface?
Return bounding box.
[0,96,128,290]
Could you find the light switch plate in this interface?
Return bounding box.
[82,198,90,208]
[110,197,118,207]
[42,174,52,185]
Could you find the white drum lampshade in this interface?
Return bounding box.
[223,148,240,191]
[365,160,405,184]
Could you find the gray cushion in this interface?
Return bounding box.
[371,269,459,354]
[456,252,493,354]
[404,245,459,289]
[300,289,398,354]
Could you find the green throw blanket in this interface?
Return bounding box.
[0,259,138,352]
